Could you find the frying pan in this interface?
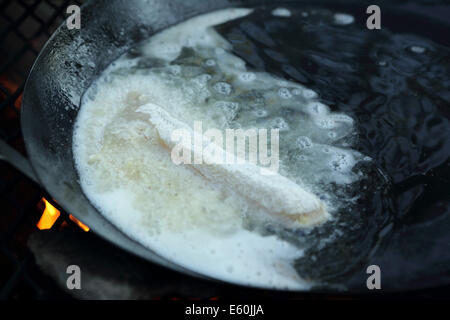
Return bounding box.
[1,0,448,292]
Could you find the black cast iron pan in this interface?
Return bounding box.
[12,0,450,292]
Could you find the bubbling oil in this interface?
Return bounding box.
[73,8,369,289]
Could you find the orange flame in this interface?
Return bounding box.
[36,198,60,230]
[0,75,22,109]
[69,214,90,232]
[37,198,89,232]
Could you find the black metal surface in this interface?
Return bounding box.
[0,0,83,300]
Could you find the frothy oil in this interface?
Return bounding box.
[73,8,366,289]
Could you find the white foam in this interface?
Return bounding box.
[73,7,366,290]
[333,13,355,25]
[141,8,253,61]
[410,45,426,54]
[271,8,292,18]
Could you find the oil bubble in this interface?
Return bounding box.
[302,89,318,99]
[316,118,336,129]
[297,136,313,149]
[239,72,256,82]
[410,46,426,54]
[278,87,292,99]
[205,59,216,66]
[254,109,268,117]
[305,102,329,115]
[271,8,292,18]
[333,13,354,25]
[213,82,233,95]
[272,117,289,131]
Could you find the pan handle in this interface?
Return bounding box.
[0,139,39,184]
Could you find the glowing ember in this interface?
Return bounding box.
[69,214,90,232]
[37,198,89,232]
[0,75,22,109]
[36,198,60,230]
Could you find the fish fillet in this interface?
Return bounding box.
[137,102,329,227]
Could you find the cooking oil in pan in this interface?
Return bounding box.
[73,5,450,289]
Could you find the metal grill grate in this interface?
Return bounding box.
[0,0,84,300]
